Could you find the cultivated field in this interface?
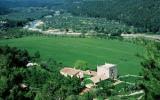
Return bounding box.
[0,36,144,75]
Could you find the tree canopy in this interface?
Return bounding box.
[140,42,160,100]
[68,0,160,33]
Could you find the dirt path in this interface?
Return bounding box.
[138,95,144,100]
[119,74,143,78]
[118,90,144,97]
[122,34,160,41]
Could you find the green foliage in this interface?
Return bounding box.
[97,80,115,97]
[65,95,78,100]
[0,46,84,100]
[0,76,8,96]
[24,67,49,88]
[0,7,52,21]
[119,76,142,84]
[82,78,93,85]
[40,76,84,100]
[0,0,66,8]
[69,0,160,33]
[0,28,41,39]
[41,13,136,35]
[34,51,40,59]
[0,45,30,67]
[74,60,88,70]
[0,7,11,15]
[140,41,160,100]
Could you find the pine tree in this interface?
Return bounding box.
[140,42,160,100]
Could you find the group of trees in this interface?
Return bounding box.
[68,0,160,33]
[0,7,54,29]
[0,45,31,67]
[0,7,11,15]
[0,28,42,39]
[139,41,160,100]
[0,46,85,100]
[0,0,66,8]
[1,20,28,30]
[74,60,89,70]
[42,13,137,37]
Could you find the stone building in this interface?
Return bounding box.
[97,63,117,80]
[90,63,117,84]
[60,63,118,85]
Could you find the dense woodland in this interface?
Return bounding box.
[0,7,11,15]
[0,46,85,99]
[68,0,160,33]
[0,0,65,8]
[1,0,160,34]
[140,41,160,100]
[0,29,42,39]
[41,13,137,36]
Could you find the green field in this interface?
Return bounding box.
[0,36,144,75]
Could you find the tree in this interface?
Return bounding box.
[69,0,160,33]
[34,51,40,58]
[97,80,115,97]
[140,42,160,100]
[74,60,88,70]
[65,28,69,32]
[40,75,84,99]
[0,46,86,99]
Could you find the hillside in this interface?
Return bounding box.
[1,0,160,34]
[0,0,65,8]
[68,0,160,33]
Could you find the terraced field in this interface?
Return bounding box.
[0,36,144,75]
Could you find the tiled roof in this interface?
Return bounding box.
[83,70,97,76]
[60,67,81,76]
[61,68,97,76]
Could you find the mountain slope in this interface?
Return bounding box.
[68,0,160,33]
[0,0,65,8]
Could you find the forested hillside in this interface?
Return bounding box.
[0,7,11,15]
[0,0,65,8]
[0,46,84,99]
[68,0,160,33]
[0,0,68,15]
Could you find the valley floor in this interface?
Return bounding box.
[0,36,144,75]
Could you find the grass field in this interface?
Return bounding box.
[0,36,144,75]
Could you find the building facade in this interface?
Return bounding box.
[97,63,117,80]
[60,63,118,85]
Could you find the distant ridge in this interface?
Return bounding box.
[68,0,160,33]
